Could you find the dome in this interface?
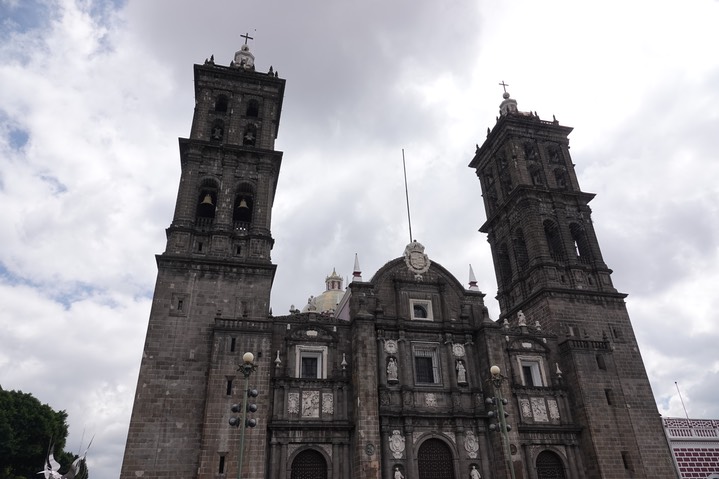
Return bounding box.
[302,268,346,314]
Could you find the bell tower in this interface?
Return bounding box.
[121,43,285,479]
[469,90,677,478]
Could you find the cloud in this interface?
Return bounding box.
[1,0,718,477]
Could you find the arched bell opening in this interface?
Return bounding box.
[233,184,254,231]
[196,180,218,229]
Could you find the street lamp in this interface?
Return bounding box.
[229,352,258,479]
[487,365,517,479]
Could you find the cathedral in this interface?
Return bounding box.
[119,43,678,479]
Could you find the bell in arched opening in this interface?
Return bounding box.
[233,194,253,230]
[196,191,217,220]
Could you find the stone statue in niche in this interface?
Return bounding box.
[387,357,399,383]
[456,360,467,384]
[394,466,405,479]
[517,310,527,326]
[470,465,481,479]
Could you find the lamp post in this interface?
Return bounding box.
[229,351,257,479]
[488,365,516,479]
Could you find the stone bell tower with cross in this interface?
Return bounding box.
[120,37,285,479]
[469,86,677,478]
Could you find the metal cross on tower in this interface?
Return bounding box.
[499,81,510,93]
[240,32,254,45]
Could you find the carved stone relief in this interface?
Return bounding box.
[288,392,299,414]
[531,397,548,422]
[547,398,560,420]
[520,398,532,418]
[302,391,320,417]
[389,430,405,459]
[322,393,334,414]
[464,431,479,459]
[425,393,438,407]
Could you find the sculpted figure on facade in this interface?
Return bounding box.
[456,360,467,384]
[387,357,399,382]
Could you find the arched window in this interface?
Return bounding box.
[214,95,228,113]
[290,449,327,479]
[570,223,592,263]
[211,119,224,141]
[196,180,218,228]
[417,439,455,479]
[243,124,257,146]
[246,99,259,117]
[536,450,566,479]
[543,220,564,261]
[498,243,513,287]
[513,228,529,270]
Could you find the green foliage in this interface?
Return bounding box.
[0,387,85,479]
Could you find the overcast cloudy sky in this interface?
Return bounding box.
[1,0,718,476]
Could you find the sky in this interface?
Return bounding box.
[1,0,718,476]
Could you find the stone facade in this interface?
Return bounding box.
[120,52,678,479]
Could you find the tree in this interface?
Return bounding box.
[0,387,87,479]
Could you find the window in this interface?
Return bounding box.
[218,455,226,474]
[215,95,228,113]
[226,379,233,396]
[413,344,440,384]
[295,345,328,379]
[596,354,606,370]
[605,388,614,405]
[621,451,633,471]
[517,357,545,387]
[230,337,236,352]
[246,99,259,117]
[410,299,433,321]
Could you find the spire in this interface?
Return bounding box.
[468,264,479,291]
[352,253,362,282]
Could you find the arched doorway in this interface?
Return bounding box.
[536,450,566,479]
[290,449,327,479]
[417,438,455,479]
